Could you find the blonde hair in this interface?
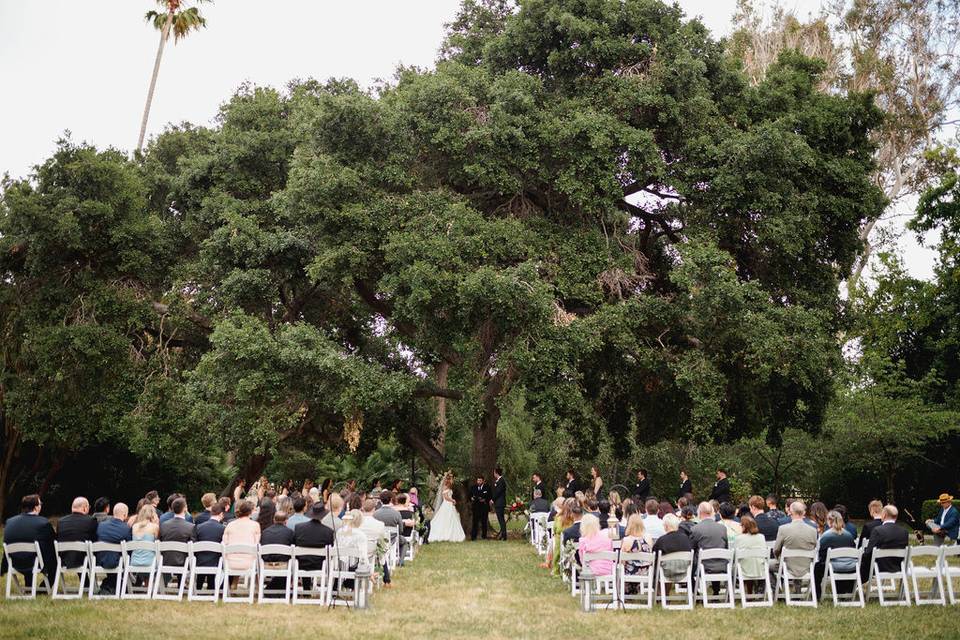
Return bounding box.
[343,509,363,530]
[132,504,157,536]
[624,513,646,538]
[826,510,845,534]
[580,513,601,537]
[608,491,621,506]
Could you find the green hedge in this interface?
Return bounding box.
[921,499,960,522]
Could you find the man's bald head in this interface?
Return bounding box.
[71,497,89,514]
[113,502,129,521]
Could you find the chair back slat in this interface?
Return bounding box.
[54,541,89,554]
[781,548,816,559]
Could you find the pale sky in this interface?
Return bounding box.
[0,0,938,280]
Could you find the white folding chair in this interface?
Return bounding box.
[222,544,257,603]
[907,545,945,606]
[775,548,817,607]
[258,544,294,604]
[656,550,695,610]
[697,548,735,608]
[187,541,223,601]
[328,543,370,608]
[734,547,773,607]
[866,548,910,606]
[88,542,124,599]
[618,551,655,609]
[581,551,619,609]
[152,541,190,600]
[52,541,90,599]
[120,540,158,599]
[3,542,50,599]
[402,530,417,563]
[943,545,960,605]
[822,547,864,607]
[292,546,329,605]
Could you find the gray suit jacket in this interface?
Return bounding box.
[774,519,817,576]
[690,518,728,572]
[159,517,196,566]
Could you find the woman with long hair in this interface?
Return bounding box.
[810,502,829,535]
[130,504,160,578]
[223,499,261,580]
[590,466,603,498]
[621,514,653,584]
[320,478,333,505]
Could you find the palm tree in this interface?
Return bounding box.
[137,0,210,152]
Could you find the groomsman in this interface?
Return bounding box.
[531,472,546,501]
[677,470,692,500]
[562,470,581,498]
[492,467,507,541]
[633,469,651,502]
[470,476,491,540]
[709,468,731,504]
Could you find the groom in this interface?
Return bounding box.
[491,466,507,541]
[470,475,491,540]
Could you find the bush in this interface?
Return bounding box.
[921,499,960,521]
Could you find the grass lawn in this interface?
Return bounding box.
[1,531,958,640]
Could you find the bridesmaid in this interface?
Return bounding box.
[591,466,604,498]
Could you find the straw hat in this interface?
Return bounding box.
[938,493,954,503]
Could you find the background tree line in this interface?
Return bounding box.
[1,0,958,518]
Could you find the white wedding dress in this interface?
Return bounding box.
[429,490,466,543]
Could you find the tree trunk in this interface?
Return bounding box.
[37,452,66,498]
[223,452,270,498]
[138,11,174,152]
[885,467,896,504]
[433,361,450,454]
[472,371,506,480]
[0,422,20,519]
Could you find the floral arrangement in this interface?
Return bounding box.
[507,496,528,521]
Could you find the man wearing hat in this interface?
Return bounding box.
[293,502,335,576]
[925,493,959,545]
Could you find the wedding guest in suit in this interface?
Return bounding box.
[259,511,295,595]
[529,489,551,514]
[159,497,195,571]
[218,496,235,524]
[926,493,959,545]
[709,469,731,504]
[561,504,584,546]
[222,499,260,579]
[56,496,98,568]
[652,514,693,583]
[749,495,780,541]
[858,500,884,547]
[633,469,651,502]
[677,470,692,501]
[159,493,194,525]
[396,493,416,538]
[815,510,856,598]
[92,497,111,525]
[2,494,56,586]
[772,501,817,579]
[860,505,909,582]
[95,502,131,594]
[492,467,508,540]
[194,493,218,526]
[690,502,728,588]
[532,473,546,502]
[562,470,581,498]
[293,502,334,582]
[469,477,491,540]
[194,504,225,591]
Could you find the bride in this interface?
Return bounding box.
[429,487,466,543]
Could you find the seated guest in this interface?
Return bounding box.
[92,497,111,524]
[359,499,392,586]
[621,514,653,581]
[194,493,218,526]
[396,493,415,538]
[652,514,693,582]
[260,510,295,595]
[678,506,696,537]
[218,496,235,523]
[194,504,225,591]
[222,499,260,576]
[658,500,673,519]
[547,498,574,574]
[676,496,689,516]
[925,493,959,546]
[159,497,196,569]
[765,495,787,523]
[293,502,335,579]
[336,510,370,560]
[276,495,294,518]
[690,502,728,580]
[773,501,817,578]
[858,500,884,547]
[95,503,131,594]
[734,515,768,593]
[374,492,410,564]
[619,500,638,528]
[584,497,601,520]
[719,502,742,542]
[129,504,160,577]
[832,504,859,540]
[750,495,780,541]
[529,490,551,514]
[561,504,584,546]
[815,510,856,598]
[56,496,98,568]
[809,502,829,534]
[255,498,276,533]
[159,494,194,525]
[577,514,613,577]
[597,499,611,529]
[642,499,665,539]
[126,499,146,527]
[2,494,56,586]
[287,495,310,531]
[145,491,161,511]
[735,503,751,520]
[860,505,909,583]
[322,494,344,530]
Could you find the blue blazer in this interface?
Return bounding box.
[95,518,132,568]
[935,506,959,540]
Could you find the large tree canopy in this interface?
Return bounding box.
[1,0,886,509]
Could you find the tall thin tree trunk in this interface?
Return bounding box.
[472,371,506,480]
[138,12,174,152]
[433,361,450,454]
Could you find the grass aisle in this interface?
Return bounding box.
[1,539,957,639]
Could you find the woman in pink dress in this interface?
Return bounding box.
[222,499,261,573]
[577,513,614,576]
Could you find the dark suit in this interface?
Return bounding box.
[95,518,132,592]
[562,479,580,499]
[633,479,651,502]
[754,511,781,541]
[194,519,225,590]
[56,513,98,568]
[159,511,194,525]
[260,524,295,593]
[533,481,546,501]
[709,478,731,504]
[159,517,196,566]
[529,498,550,513]
[492,477,507,540]
[861,522,909,582]
[858,518,882,547]
[470,483,491,540]
[193,510,213,527]
[677,479,692,500]
[293,520,334,572]
[2,513,56,584]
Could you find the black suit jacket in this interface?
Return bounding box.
[260,524,295,562]
[194,510,213,527]
[56,513,98,568]
[677,479,692,500]
[2,513,56,578]
[159,517,196,566]
[194,520,225,567]
[492,477,507,508]
[293,520,334,571]
[634,479,651,501]
[709,478,731,504]
[863,522,909,576]
[533,482,546,501]
[858,518,882,546]
[562,479,580,498]
[470,484,491,511]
